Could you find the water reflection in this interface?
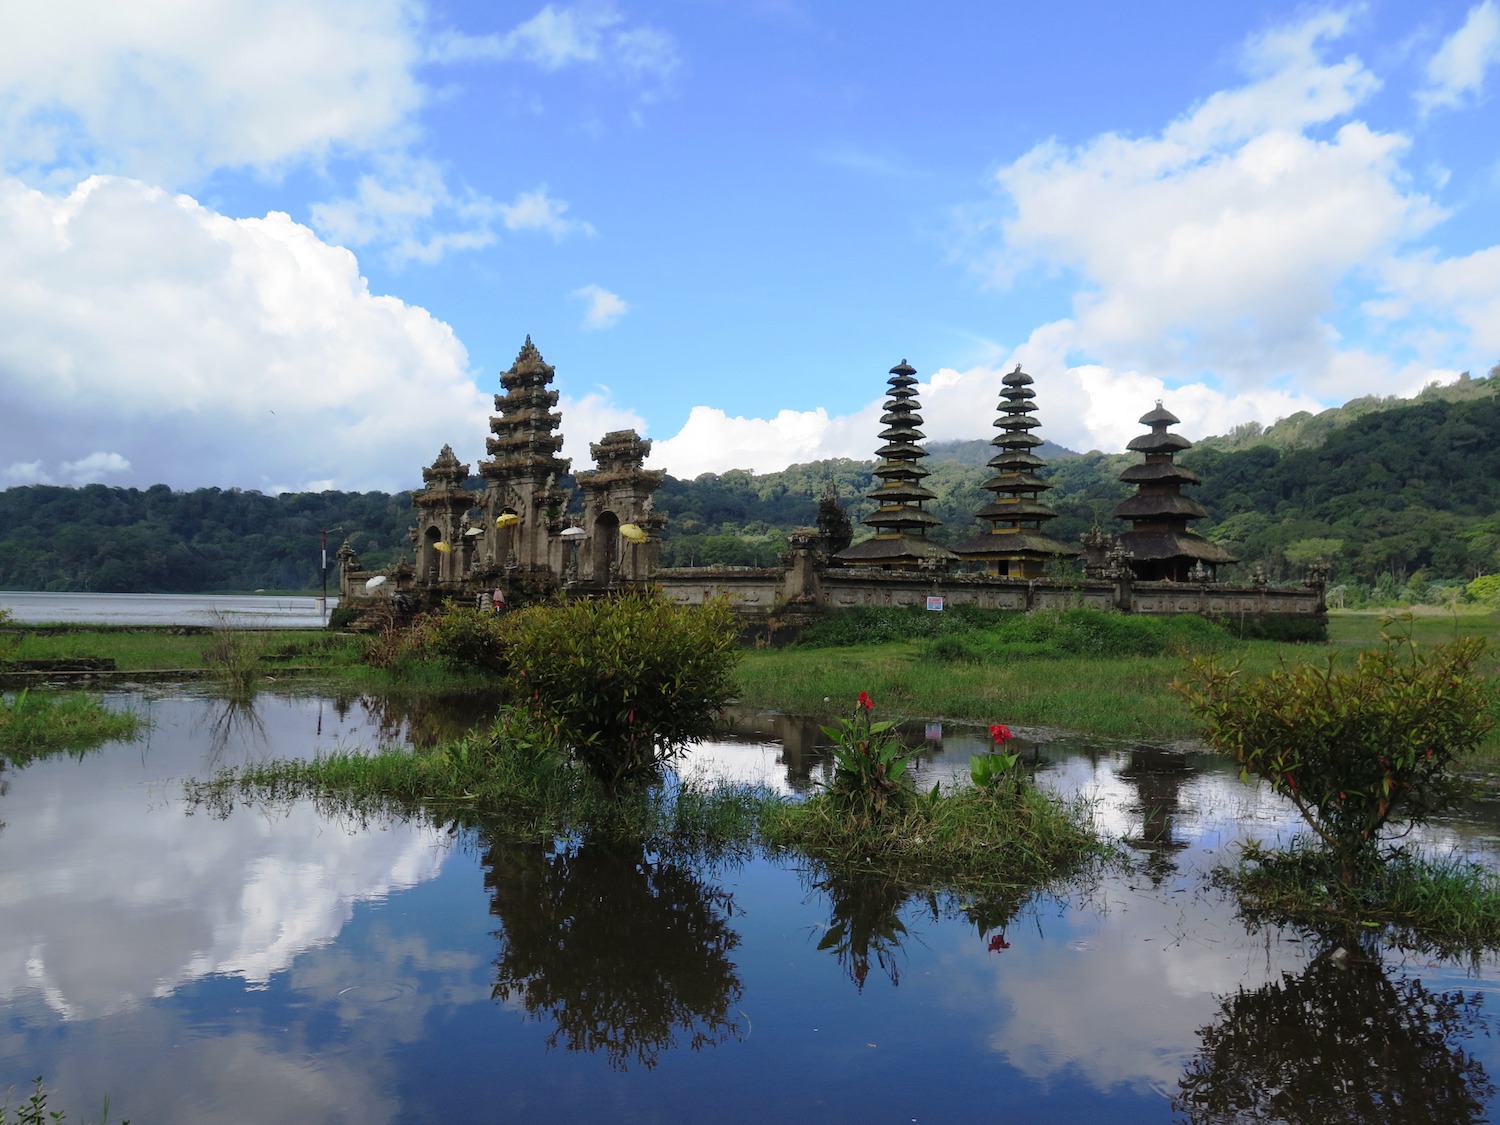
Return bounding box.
[1176,944,1494,1124]
[1119,744,1195,885]
[325,689,504,749]
[482,832,745,1070]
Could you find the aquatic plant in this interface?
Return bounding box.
[819,692,916,824]
[0,690,141,761]
[969,722,1020,792]
[499,591,741,792]
[0,1078,126,1125]
[200,610,267,696]
[1175,623,1497,885]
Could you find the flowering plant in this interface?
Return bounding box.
[821,692,915,823]
[970,721,1022,791]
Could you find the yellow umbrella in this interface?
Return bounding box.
[433,541,453,554]
[619,523,648,544]
[495,512,521,527]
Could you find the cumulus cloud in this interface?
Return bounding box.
[982,11,1445,399]
[1417,1,1500,113]
[572,284,629,331]
[310,162,590,265]
[0,174,491,493]
[0,0,425,187]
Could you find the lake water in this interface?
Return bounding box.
[4,691,1500,1123]
[0,591,336,628]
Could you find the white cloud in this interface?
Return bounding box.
[61,451,132,484]
[572,284,629,330]
[310,162,589,265]
[0,174,491,492]
[557,389,649,465]
[500,187,596,239]
[960,8,1464,408]
[0,0,425,187]
[431,3,679,81]
[1418,1,1500,113]
[649,405,874,478]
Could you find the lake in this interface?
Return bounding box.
[0,591,335,628]
[3,689,1500,1123]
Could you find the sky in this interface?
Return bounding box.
[1,0,1497,494]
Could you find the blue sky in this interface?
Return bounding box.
[1,0,1497,493]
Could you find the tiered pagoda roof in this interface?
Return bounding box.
[952,364,1076,577]
[480,336,571,485]
[834,360,956,568]
[1116,403,1236,581]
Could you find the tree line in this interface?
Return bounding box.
[0,372,1495,593]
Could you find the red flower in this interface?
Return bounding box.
[987,933,1011,952]
[857,691,874,710]
[989,723,1012,744]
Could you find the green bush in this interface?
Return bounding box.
[419,604,508,674]
[819,693,918,826]
[795,605,1018,647]
[499,591,741,791]
[1175,628,1498,884]
[921,608,1231,662]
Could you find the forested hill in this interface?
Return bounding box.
[1,373,1496,592]
[0,486,414,593]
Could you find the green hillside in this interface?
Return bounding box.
[0,370,1494,594]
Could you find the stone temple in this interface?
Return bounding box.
[338,340,1325,635]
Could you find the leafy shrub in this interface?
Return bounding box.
[499,591,741,791]
[795,605,1018,647]
[1207,612,1327,643]
[921,608,1231,662]
[1174,628,1498,884]
[420,604,508,674]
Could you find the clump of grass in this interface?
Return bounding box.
[0,1078,125,1125]
[760,781,1110,895]
[186,706,775,855]
[1216,838,1500,963]
[201,611,268,695]
[0,690,141,761]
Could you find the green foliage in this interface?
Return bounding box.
[819,694,917,825]
[796,604,1019,647]
[1206,612,1328,643]
[0,1078,125,1125]
[1468,574,1500,606]
[969,724,1021,792]
[0,690,142,761]
[0,482,415,593]
[1220,839,1500,962]
[414,603,509,674]
[918,608,1232,663]
[200,611,267,695]
[499,592,741,791]
[1175,625,1498,882]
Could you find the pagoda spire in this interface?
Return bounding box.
[1115,402,1236,581]
[833,360,956,569]
[952,364,1075,577]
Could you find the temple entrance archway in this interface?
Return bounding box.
[591,511,619,583]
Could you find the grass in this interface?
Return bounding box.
[0,1078,124,1125]
[760,780,1110,895]
[735,607,1500,754]
[1216,838,1500,964]
[186,709,772,855]
[0,690,142,762]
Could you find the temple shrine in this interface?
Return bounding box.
[337,341,1323,634]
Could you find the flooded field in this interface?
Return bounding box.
[3,690,1499,1123]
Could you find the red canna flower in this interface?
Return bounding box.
[989,723,1012,744]
[857,691,874,710]
[987,933,1011,952]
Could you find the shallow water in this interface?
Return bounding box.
[3,692,1499,1123]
